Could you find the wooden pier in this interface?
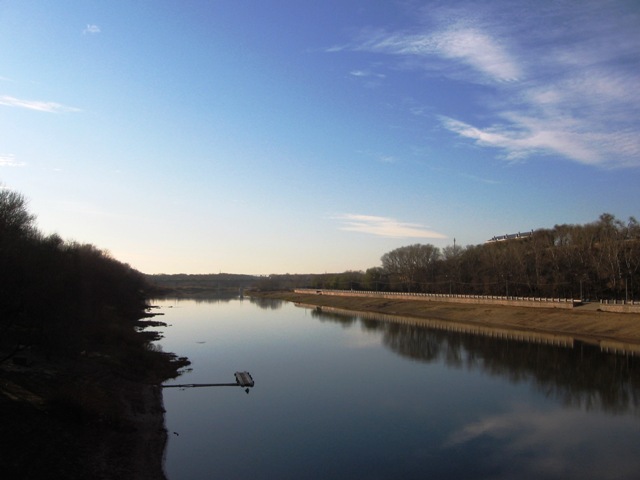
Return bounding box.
[234,371,254,387]
[163,371,254,389]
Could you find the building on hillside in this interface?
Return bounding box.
[486,230,534,243]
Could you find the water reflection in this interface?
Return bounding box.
[159,298,640,480]
[247,296,285,310]
[305,305,640,415]
[443,407,640,479]
[152,292,289,308]
[153,292,240,304]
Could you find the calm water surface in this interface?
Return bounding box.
[155,296,640,480]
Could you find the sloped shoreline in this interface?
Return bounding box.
[0,354,174,480]
[248,291,640,346]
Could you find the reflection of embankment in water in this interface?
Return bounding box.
[296,302,640,415]
[296,303,640,356]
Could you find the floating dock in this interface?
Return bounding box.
[163,371,254,389]
[234,371,254,387]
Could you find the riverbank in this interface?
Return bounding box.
[0,360,162,479]
[248,290,640,346]
[0,319,189,480]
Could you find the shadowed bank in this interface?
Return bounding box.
[0,189,189,479]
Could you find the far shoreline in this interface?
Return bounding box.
[247,290,640,348]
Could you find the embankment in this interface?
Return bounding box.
[248,290,640,347]
[295,288,580,309]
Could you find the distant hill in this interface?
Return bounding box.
[145,272,334,295]
[145,273,261,296]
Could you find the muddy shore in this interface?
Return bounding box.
[248,291,640,346]
[0,353,170,480]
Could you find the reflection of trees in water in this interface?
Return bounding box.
[248,297,284,310]
[154,294,284,309]
[310,308,357,327]
[313,309,640,415]
[154,293,239,304]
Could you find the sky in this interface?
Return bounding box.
[1,0,639,275]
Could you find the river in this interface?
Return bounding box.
[155,295,640,480]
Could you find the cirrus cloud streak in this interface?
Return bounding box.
[336,0,640,168]
[0,154,25,167]
[335,214,447,239]
[0,95,81,113]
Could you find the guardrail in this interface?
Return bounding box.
[294,288,579,310]
[598,299,640,313]
[599,299,640,305]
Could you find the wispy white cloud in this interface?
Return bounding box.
[435,27,521,82]
[83,24,101,34]
[378,154,396,164]
[337,0,640,168]
[0,95,81,113]
[442,116,604,165]
[349,68,387,89]
[334,214,447,239]
[357,149,399,165]
[349,70,385,79]
[345,24,520,83]
[459,173,500,185]
[0,154,25,167]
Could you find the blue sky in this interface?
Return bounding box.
[1,0,639,274]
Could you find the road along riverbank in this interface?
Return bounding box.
[247,290,640,350]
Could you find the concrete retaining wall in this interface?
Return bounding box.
[598,300,640,314]
[295,289,578,310]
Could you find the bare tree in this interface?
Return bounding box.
[381,244,440,292]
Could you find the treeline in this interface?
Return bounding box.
[147,273,326,297]
[147,272,260,297]
[263,214,640,301]
[0,188,171,370]
[145,213,639,301]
